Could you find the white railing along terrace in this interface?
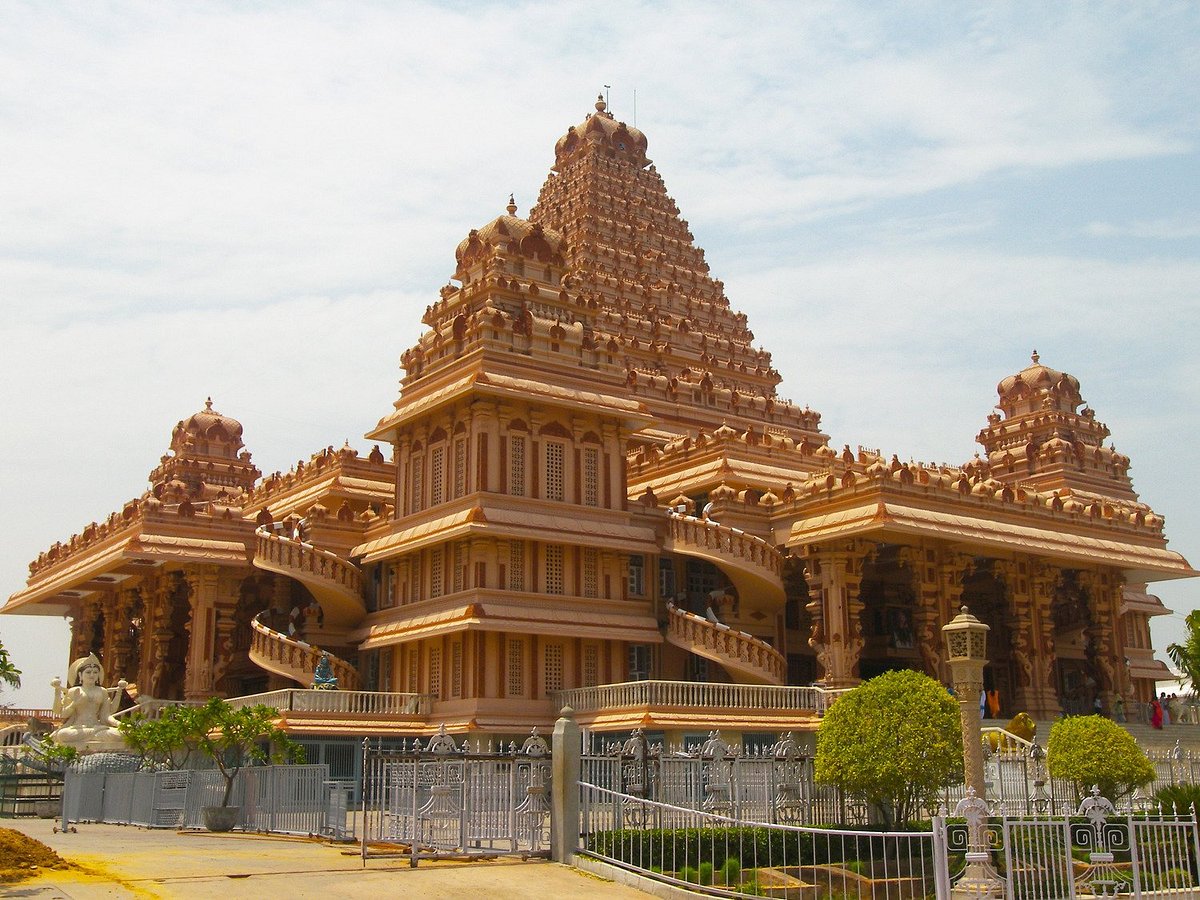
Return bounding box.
[665,511,784,579]
[553,680,847,716]
[223,688,432,716]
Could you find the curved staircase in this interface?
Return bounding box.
[249,612,361,691]
[663,512,786,611]
[665,602,786,686]
[252,526,366,626]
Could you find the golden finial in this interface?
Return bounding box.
[595,93,607,114]
[205,396,213,410]
[506,194,517,216]
[1031,349,1040,364]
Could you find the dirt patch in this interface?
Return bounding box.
[0,827,72,883]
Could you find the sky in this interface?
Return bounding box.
[1,1,1197,709]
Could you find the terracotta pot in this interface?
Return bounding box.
[202,805,240,832]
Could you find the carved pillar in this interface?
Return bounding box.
[69,596,100,662]
[804,544,867,688]
[901,546,945,683]
[210,569,247,697]
[106,588,141,684]
[1079,568,1125,711]
[993,558,1040,715]
[183,565,220,699]
[1029,561,1064,718]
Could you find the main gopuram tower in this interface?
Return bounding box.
[527,95,827,447]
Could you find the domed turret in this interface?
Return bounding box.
[996,351,1083,417]
[553,94,650,171]
[454,197,566,280]
[169,397,246,460]
[149,398,260,503]
[975,354,1135,501]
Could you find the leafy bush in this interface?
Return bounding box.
[1152,783,1200,816]
[815,669,963,827]
[698,861,714,885]
[118,699,304,807]
[678,865,699,883]
[720,857,741,885]
[1046,715,1154,802]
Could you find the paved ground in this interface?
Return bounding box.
[2,818,650,899]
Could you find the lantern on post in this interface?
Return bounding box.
[942,605,990,799]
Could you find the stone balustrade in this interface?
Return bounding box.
[666,602,787,685]
[665,511,784,579]
[250,612,361,691]
[554,679,844,716]
[224,688,431,716]
[255,528,362,597]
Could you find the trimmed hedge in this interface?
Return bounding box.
[586,825,933,870]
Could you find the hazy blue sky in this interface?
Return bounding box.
[2,2,1197,707]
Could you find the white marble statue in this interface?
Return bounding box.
[50,653,129,753]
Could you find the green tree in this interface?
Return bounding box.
[1166,610,1200,689]
[815,669,963,828]
[1046,715,1154,803]
[119,698,303,806]
[0,638,22,690]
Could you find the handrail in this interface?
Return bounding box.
[0,707,57,721]
[254,526,362,596]
[554,679,839,715]
[666,602,786,685]
[224,688,432,716]
[250,612,361,691]
[665,511,784,578]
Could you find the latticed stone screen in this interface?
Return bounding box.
[508,540,525,590]
[507,639,524,696]
[543,642,564,692]
[429,646,442,698]
[582,547,598,598]
[430,445,445,506]
[509,436,525,496]
[453,437,466,499]
[545,544,564,594]
[545,441,565,501]
[583,446,599,506]
[583,644,599,687]
[450,640,462,698]
[430,548,443,598]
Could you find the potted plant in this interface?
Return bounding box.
[190,698,303,832]
[122,698,301,831]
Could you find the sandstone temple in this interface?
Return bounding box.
[6,97,1194,755]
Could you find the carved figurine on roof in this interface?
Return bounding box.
[49,653,129,753]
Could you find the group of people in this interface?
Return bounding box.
[1150,692,1195,729]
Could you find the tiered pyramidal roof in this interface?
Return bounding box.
[390,97,827,449]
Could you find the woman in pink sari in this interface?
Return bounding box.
[1151,698,1164,729]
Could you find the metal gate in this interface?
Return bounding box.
[359,724,552,863]
[938,787,1200,898]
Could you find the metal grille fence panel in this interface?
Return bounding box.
[359,727,551,863]
[62,765,343,838]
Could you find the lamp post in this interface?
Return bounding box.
[943,605,1003,899]
[942,605,990,799]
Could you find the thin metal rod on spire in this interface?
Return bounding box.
[603,84,610,109]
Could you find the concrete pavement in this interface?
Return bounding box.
[2,818,650,898]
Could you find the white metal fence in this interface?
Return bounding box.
[63,765,349,838]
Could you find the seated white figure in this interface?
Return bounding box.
[50,653,128,753]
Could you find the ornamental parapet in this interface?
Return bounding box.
[665,602,786,686]
[665,511,784,579]
[249,612,360,691]
[254,528,362,597]
[243,442,393,511]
